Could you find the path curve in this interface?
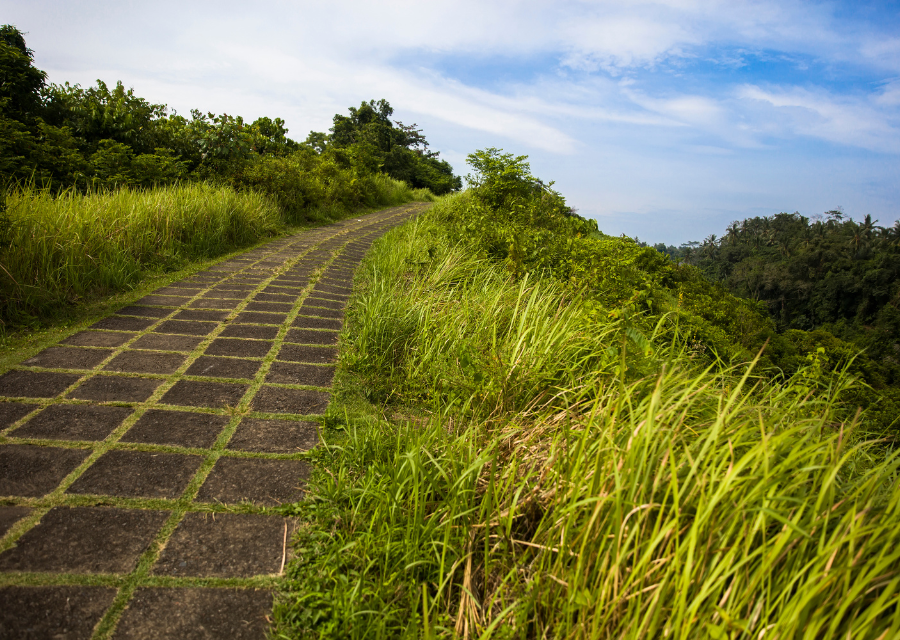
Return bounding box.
[0,202,425,638]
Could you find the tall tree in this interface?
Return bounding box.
[0,25,46,121]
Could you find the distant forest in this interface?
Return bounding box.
[652,211,900,392]
[0,24,461,199]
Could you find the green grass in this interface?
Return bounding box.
[274,206,900,639]
[0,239,258,371]
[0,177,432,332]
[0,182,280,325]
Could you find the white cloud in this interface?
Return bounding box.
[560,14,697,71]
[876,81,900,107]
[737,85,900,153]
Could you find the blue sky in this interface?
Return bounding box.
[4,0,899,244]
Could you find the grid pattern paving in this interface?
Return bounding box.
[0,203,425,638]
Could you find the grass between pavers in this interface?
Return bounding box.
[0,204,425,638]
[0,571,280,590]
[89,205,425,638]
[1,211,367,496]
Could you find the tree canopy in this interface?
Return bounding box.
[0,25,460,196]
[313,99,462,195]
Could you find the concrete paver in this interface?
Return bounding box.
[251,387,330,415]
[204,337,273,358]
[195,458,310,506]
[152,513,291,578]
[61,331,136,348]
[0,370,81,398]
[0,445,91,496]
[103,351,189,374]
[227,418,319,453]
[0,507,31,537]
[159,380,249,409]
[113,588,271,639]
[66,451,204,499]
[185,356,262,380]
[120,409,230,449]
[0,202,424,637]
[265,362,335,387]
[0,586,116,639]
[0,507,169,574]
[69,376,163,402]
[129,334,204,352]
[284,328,339,344]
[276,344,338,364]
[11,404,132,441]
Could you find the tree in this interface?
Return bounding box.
[465,148,538,209]
[42,80,169,155]
[0,25,46,121]
[329,99,461,194]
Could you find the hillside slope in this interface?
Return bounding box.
[275,150,900,639]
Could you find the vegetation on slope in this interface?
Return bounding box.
[657,212,900,335]
[656,211,900,388]
[0,177,422,327]
[274,150,900,638]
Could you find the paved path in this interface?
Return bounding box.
[0,203,425,638]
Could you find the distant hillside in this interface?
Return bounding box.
[652,212,900,426]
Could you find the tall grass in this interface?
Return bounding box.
[0,176,432,327]
[275,211,900,639]
[0,182,281,324]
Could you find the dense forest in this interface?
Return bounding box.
[0,25,459,200]
[651,212,900,423]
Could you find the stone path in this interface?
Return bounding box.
[0,203,425,638]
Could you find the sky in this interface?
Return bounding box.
[4,0,900,244]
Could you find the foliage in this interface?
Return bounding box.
[227,149,432,224]
[0,25,446,330]
[425,149,899,434]
[0,26,460,201]
[319,99,462,195]
[433,150,763,362]
[0,171,429,329]
[275,211,900,639]
[42,80,170,155]
[654,211,900,432]
[0,24,46,121]
[668,211,900,334]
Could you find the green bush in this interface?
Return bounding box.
[225,150,427,224]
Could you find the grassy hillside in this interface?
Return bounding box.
[274,152,900,638]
